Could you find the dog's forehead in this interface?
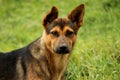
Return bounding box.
[54,18,73,28]
[46,18,77,34]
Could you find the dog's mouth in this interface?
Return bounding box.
[54,46,71,54]
[56,50,70,54]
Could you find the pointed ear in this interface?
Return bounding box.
[68,4,85,29]
[43,6,58,28]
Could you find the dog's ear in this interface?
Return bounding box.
[43,6,58,28]
[68,4,85,29]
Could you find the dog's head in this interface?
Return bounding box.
[42,4,85,54]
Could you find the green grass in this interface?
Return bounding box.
[0,0,120,80]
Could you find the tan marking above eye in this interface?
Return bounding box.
[50,26,61,37]
[63,26,74,33]
[50,26,74,37]
[63,26,74,37]
[50,26,61,33]
[51,31,59,37]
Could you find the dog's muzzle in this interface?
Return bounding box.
[56,44,70,54]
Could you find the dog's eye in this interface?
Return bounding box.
[66,30,74,37]
[51,31,59,37]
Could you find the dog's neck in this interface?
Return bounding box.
[27,33,71,79]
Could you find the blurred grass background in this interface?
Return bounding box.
[0,0,120,80]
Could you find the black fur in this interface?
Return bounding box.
[0,47,28,80]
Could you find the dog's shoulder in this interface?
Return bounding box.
[0,48,24,63]
[0,47,28,80]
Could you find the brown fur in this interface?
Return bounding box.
[0,4,85,80]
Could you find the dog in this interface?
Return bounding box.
[0,4,85,80]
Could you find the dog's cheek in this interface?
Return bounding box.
[51,38,58,52]
[45,35,52,51]
[68,40,73,51]
[70,35,77,48]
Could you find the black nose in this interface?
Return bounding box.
[57,45,69,54]
[59,46,67,51]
